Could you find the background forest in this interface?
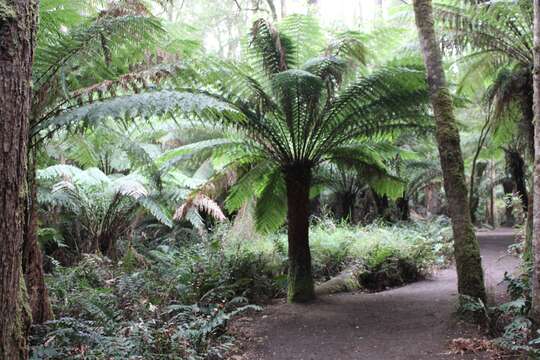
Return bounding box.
[1,0,539,359]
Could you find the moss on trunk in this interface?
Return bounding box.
[413,0,486,303]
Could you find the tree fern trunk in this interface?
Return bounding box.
[530,0,540,323]
[505,149,528,212]
[285,165,315,303]
[413,0,486,302]
[0,0,38,358]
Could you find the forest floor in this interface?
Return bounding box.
[232,228,519,360]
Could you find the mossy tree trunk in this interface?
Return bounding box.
[0,0,38,358]
[413,0,486,302]
[530,0,540,323]
[285,165,315,303]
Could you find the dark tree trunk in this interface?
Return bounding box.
[413,0,486,302]
[0,1,38,358]
[372,191,389,219]
[336,191,355,223]
[505,149,529,212]
[531,0,540,322]
[396,195,410,221]
[23,153,53,324]
[285,165,315,303]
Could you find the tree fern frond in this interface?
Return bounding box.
[225,161,276,212]
[254,167,287,234]
[34,91,241,140]
[34,15,164,90]
[158,138,234,170]
[138,196,173,228]
[434,1,532,65]
[174,194,226,223]
[325,30,368,66]
[278,14,324,65]
[250,18,295,75]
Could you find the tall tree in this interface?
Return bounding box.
[412,0,486,301]
[530,0,540,323]
[0,0,38,358]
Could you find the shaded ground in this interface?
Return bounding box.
[234,228,519,360]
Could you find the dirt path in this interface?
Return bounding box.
[237,228,519,360]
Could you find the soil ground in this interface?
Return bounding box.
[233,228,520,360]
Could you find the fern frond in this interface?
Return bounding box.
[254,168,287,234]
[250,18,295,75]
[34,91,241,139]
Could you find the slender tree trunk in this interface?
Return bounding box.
[489,161,496,227]
[265,0,278,21]
[0,1,38,358]
[502,178,516,226]
[280,0,287,19]
[23,152,53,324]
[530,0,540,323]
[413,0,486,302]
[285,165,315,303]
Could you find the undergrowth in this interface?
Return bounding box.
[31,216,453,359]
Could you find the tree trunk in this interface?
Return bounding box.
[530,0,540,323]
[336,191,355,223]
[23,153,53,324]
[285,165,315,303]
[265,0,278,21]
[505,149,528,212]
[280,0,287,19]
[396,195,410,221]
[372,191,389,219]
[0,1,38,358]
[413,0,486,302]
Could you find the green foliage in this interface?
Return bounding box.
[226,216,454,283]
[31,249,261,359]
[156,14,433,236]
[37,165,173,256]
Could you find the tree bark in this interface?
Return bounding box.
[23,152,53,324]
[285,165,315,303]
[505,149,528,212]
[0,0,38,358]
[413,0,486,302]
[530,0,540,323]
[396,195,410,221]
